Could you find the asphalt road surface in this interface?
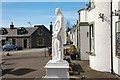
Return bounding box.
[1,48,51,79]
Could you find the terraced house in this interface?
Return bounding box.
[0,22,52,48]
[76,0,120,76]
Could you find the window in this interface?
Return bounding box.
[2,40,5,46]
[91,0,95,8]
[37,28,43,35]
[89,23,95,55]
[87,0,95,10]
[12,39,16,45]
[17,27,28,35]
[118,1,120,20]
[1,27,8,35]
[36,37,45,46]
[116,21,120,57]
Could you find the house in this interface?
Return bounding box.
[67,26,77,47]
[77,0,120,76]
[0,22,52,48]
[77,9,89,60]
[112,0,120,76]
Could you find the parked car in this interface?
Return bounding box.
[2,44,23,51]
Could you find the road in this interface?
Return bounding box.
[0,48,119,80]
[1,48,51,80]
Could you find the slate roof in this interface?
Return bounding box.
[1,27,38,37]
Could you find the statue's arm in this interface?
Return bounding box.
[52,18,58,37]
[53,21,60,38]
[56,17,63,37]
[54,18,59,27]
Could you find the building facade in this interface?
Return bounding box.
[67,26,77,47]
[0,23,52,48]
[112,0,120,76]
[77,0,120,76]
[78,9,89,60]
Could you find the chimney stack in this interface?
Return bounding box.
[50,22,53,35]
[10,22,14,29]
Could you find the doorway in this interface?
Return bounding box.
[12,39,16,45]
[2,40,6,46]
[23,39,27,48]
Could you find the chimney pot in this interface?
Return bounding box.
[10,22,14,29]
[50,22,53,35]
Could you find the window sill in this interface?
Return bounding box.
[116,56,120,59]
[86,51,96,56]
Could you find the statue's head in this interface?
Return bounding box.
[55,8,61,15]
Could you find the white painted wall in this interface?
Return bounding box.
[112,0,120,75]
[78,9,89,60]
[88,1,111,72]
[67,27,77,47]
[118,59,120,76]
[71,28,77,47]
[80,26,89,60]
[80,9,88,22]
[74,27,77,47]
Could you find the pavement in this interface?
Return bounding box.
[70,60,120,80]
[0,48,120,80]
[1,48,51,80]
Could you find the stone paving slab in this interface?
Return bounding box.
[70,60,120,80]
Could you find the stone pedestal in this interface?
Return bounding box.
[44,60,69,79]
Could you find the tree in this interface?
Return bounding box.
[65,21,72,32]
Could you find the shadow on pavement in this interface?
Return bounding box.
[9,68,36,76]
[75,64,85,73]
[2,68,14,76]
[2,68,36,76]
[69,64,85,76]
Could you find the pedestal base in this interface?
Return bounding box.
[44,60,69,79]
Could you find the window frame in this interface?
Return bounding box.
[36,37,45,46]
[37,28,43,35]
[116,21,120,58]
[89,22,95,56]
[87,0,95,11]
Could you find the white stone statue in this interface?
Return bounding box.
[52,8,66,62]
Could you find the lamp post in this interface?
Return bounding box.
[28,22,31,48]
[98,13,105,22]
[112,10,120,19]
[28,22,31,27]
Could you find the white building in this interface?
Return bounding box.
[67,27,77,47]
[112,0,120,76]
[88,0,111,72]
[78,9,89,60]
[77,0,120,76]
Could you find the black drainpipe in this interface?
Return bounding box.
[111,0,114,74]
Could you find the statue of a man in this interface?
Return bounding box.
[52,8,65,62]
